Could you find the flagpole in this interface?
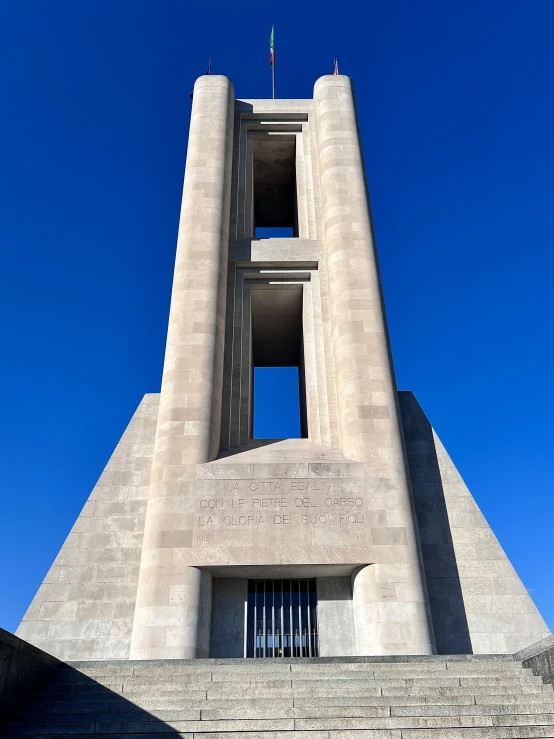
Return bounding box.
[270,25,275,99]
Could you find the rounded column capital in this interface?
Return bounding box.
[314,74,353,96]
[193,74,234,92]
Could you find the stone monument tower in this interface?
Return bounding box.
[16,75,550,662]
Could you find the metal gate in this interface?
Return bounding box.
[246,579,319,658]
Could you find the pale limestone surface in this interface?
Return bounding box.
[129,76,235,660]
[17,395,158,660]
[317,577,357,656]
[399,392,550,655]
[15,74,550,661]
[313,76,434,655]
[209,578,246,658]
[126,74,436,659]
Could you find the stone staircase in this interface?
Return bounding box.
[3,656,554,739]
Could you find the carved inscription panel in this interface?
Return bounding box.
[190,478,400,550]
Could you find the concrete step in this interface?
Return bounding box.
[391,704,554,717]
[68,654,521,670]
[8,657,554,739]
[20,697,307,713]
[4,731,554,739]
[99,678,549,694]
[370,668,525,679]
[311,661,521,672]
[39,677,550,696]
[198,710,554,726]
[458,677,545,687]
[49,671,542,688]
[27,694,553,715]
[200,706,554,721]
[61,658,521,677]
[0,736,290,739]
[57,665,135,677]
[398,729,554,738]
[43,679,296,692]
[14,706,404,722]
[476,692,554,705]
[377,685,551,697]
[16,701,113,715]
[294,694,546,707]
[52,667,531,686]
[5,716,554,736]
[17,703,554,724]
[44,683,541,701]
[12,710,201,723]
[293,715,554,730]
[27,693,116,704]
[55,683,548,699]
[28,685,553,703]
[20,694,483,712]
[2,718,295,734]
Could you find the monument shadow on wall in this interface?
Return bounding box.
[399,391,472,654]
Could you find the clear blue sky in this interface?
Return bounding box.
[1,0,553,635]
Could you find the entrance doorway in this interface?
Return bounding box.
[246,579,319,658]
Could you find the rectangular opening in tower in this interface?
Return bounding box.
[251,286,308,439]
[253,135,298,237]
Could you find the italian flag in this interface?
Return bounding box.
[270,26,275,66]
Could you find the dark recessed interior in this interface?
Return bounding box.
[253,135,298,235]
[251,287,302,367]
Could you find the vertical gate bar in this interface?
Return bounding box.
[298,580,307,657]
[289,579,293,657]
[295,580,302,657]
[244,584,248,658]
[313,581,316,657]
[262,580,266,658]
[281,580,285,657]
[298,580,303,657]
[300,580,304,657]
[311,579,315,658]
[312,579,316,657]
[271,580,275,658]
[253,580,257,659]
[306,580,312,657]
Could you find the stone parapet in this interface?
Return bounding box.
[517,636,554,690]
[0,627,59,722]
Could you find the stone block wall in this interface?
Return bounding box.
[399,391,550,654]
[16,395,158,660]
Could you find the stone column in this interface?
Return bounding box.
[130,75,234,659]
[314,76,434,655]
